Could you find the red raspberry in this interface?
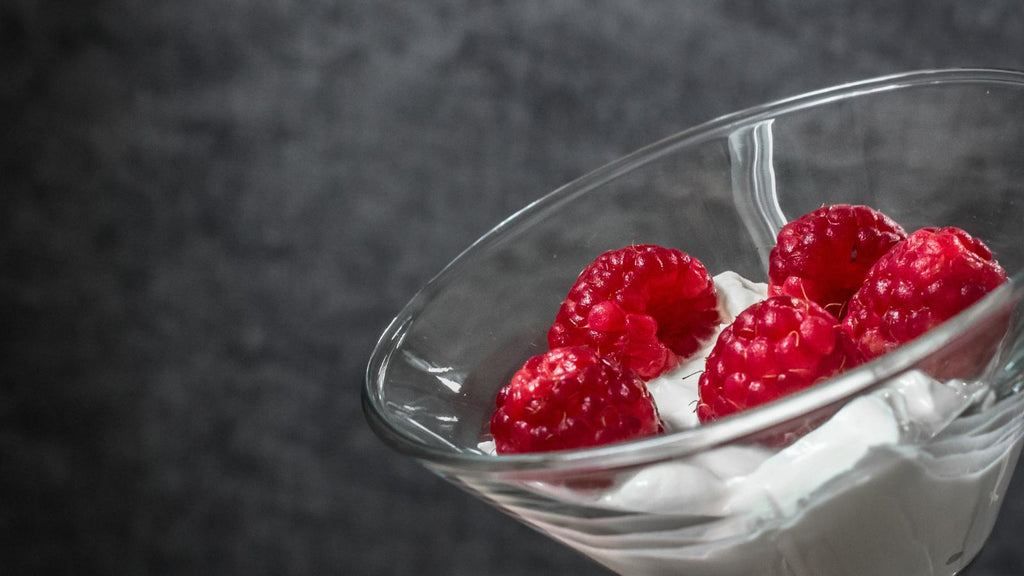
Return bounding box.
[842,227,1008,361]
[547,245,720,380]
[697,296,862,423]
[769,205,906,318]
[489,346,663,454]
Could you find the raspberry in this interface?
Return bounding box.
[842,227,1008,361]
[489,346,663,454]
[547,245,720,380]
[769,205,906,318]
[697,296,862,423]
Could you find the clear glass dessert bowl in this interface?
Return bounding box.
[363,69,1024,576]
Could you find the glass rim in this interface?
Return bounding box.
[363,67,1024,475]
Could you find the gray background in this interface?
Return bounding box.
[4,1,1024,575]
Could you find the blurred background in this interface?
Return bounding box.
[4,1,1024,575]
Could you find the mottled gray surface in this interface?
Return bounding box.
[3,1,1024,575]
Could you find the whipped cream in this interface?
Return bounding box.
[481,272,1024,576]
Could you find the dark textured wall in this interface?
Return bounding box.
[3,1,1024,575]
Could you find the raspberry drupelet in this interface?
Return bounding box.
[547,245,721,380]
[769,204,906,319]
[697,295,862,423]
[489,346,663,454]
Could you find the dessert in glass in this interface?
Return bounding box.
[363,69,1024,576]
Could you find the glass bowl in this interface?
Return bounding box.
[363,69,1024,576]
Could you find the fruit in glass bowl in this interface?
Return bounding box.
[364,69,1024,576]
